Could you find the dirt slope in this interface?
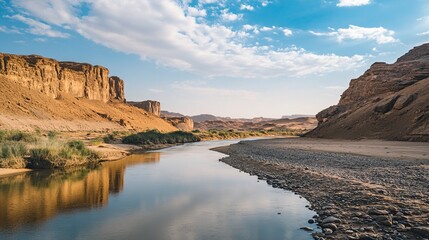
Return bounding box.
[0,79,177,132]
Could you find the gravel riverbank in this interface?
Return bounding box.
[213,138,429,240]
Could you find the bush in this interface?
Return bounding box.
[122,130,200,145]
[0,130,38,143]
[0,142,27,168]
[28,141,99,169]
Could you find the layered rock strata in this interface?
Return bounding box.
[128,100,161,116]
[0,53,125,102]
[307,43,429,141]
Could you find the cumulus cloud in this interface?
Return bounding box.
[220,9,243,21]
[240,4,254,11]
[187,7,207,17]
[310,25,398,44]
[261,1,271,7]
[6,14,69,38]
[282,29,293,36]
[9,0,366,78]
[260,26,273,32]
[337,0,371,7]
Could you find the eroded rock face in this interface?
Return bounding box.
[128,100,161,116]
[165,117,194,131]
[0,53,125,102]
[307,43,429,141]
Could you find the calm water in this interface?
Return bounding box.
[0,140,317,240]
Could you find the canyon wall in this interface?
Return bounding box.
[0,53,125,102]
[306,43,429,141]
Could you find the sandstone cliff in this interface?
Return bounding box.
[0,53,177,132]
[0,53,125,102]
[128,100,161,116]
[306,43,429,141]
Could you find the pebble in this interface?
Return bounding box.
[300,226,313,232]
[323,228,333,235]
[321,216,341,224]
[322,223,337,231]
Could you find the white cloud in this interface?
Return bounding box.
[34,37,47,42]
[337,0,371,7]
[198,0,218,4]
[9,0,366,78]
[282,28,293,36]
[243,24,260,34]
[417,31,429,36]
[7,14,69,38]
[221,9,242,21]
[310,25,398,44]
[240,4,254,11]
[260,26,272,32]
[0,25,22,34]
[187,7,207,17]
[261,1,271,7]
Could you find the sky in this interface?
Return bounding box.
[0,0,428,118]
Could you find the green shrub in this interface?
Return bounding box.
[28,141,99,169]
[103,134,115,143]
[0,130,38,143]
[47,131,58,139]
[0,142,27,168]
[122,130,200,145]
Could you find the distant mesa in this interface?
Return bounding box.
[160,111,184,118]
[306,43,429,141]
[131,101,194,131]
[128,100,161,116]
[282,114,315,119]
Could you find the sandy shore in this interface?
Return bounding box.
[214,138,429,240]
[0,168,32,178]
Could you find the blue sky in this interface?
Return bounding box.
[0,0,428,118]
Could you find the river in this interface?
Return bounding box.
[0,140,318,240]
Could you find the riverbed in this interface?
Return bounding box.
[0,140,317,240]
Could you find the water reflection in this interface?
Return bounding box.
[0,141,317,240]
[0,153,160,230]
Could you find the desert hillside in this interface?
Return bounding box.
[0,53,176,132]
[194,117,317,132]
[306,43,429,141]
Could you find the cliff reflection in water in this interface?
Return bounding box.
[0,152,160,230]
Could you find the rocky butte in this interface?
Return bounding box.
[128,100,161,116]
[130,101,195,131]
[306,43,429,141]
[0,53,125,103]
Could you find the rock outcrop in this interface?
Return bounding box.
[164,117,194,131]
[0,53,125,102]
[128,100,161,116]
[306,43,429,141]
